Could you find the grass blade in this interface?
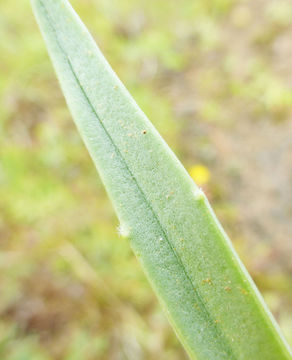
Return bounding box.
[31,0,292,359]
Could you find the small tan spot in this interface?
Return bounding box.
[142,130,147,134]
[215,319,220,324]
[224,286,231,292]
[202,278,213,285]
[240,288,248,295]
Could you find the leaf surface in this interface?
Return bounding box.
[31,1,292,359]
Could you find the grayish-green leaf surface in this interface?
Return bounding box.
[31,0,292,359]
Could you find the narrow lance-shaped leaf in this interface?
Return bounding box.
[31,0,292,359]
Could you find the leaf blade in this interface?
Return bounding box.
[31,0,292,359]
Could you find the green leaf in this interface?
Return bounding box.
[31,0,292,359]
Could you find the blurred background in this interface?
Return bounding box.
[0,0,292,358]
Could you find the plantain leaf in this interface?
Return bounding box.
[31,0,292,359]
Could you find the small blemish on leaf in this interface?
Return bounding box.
[202,278,213,285]
[240,288,248,295]
[193,302,199,309]
[142,130,147,134]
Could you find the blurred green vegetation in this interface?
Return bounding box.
[0,0,292,359]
